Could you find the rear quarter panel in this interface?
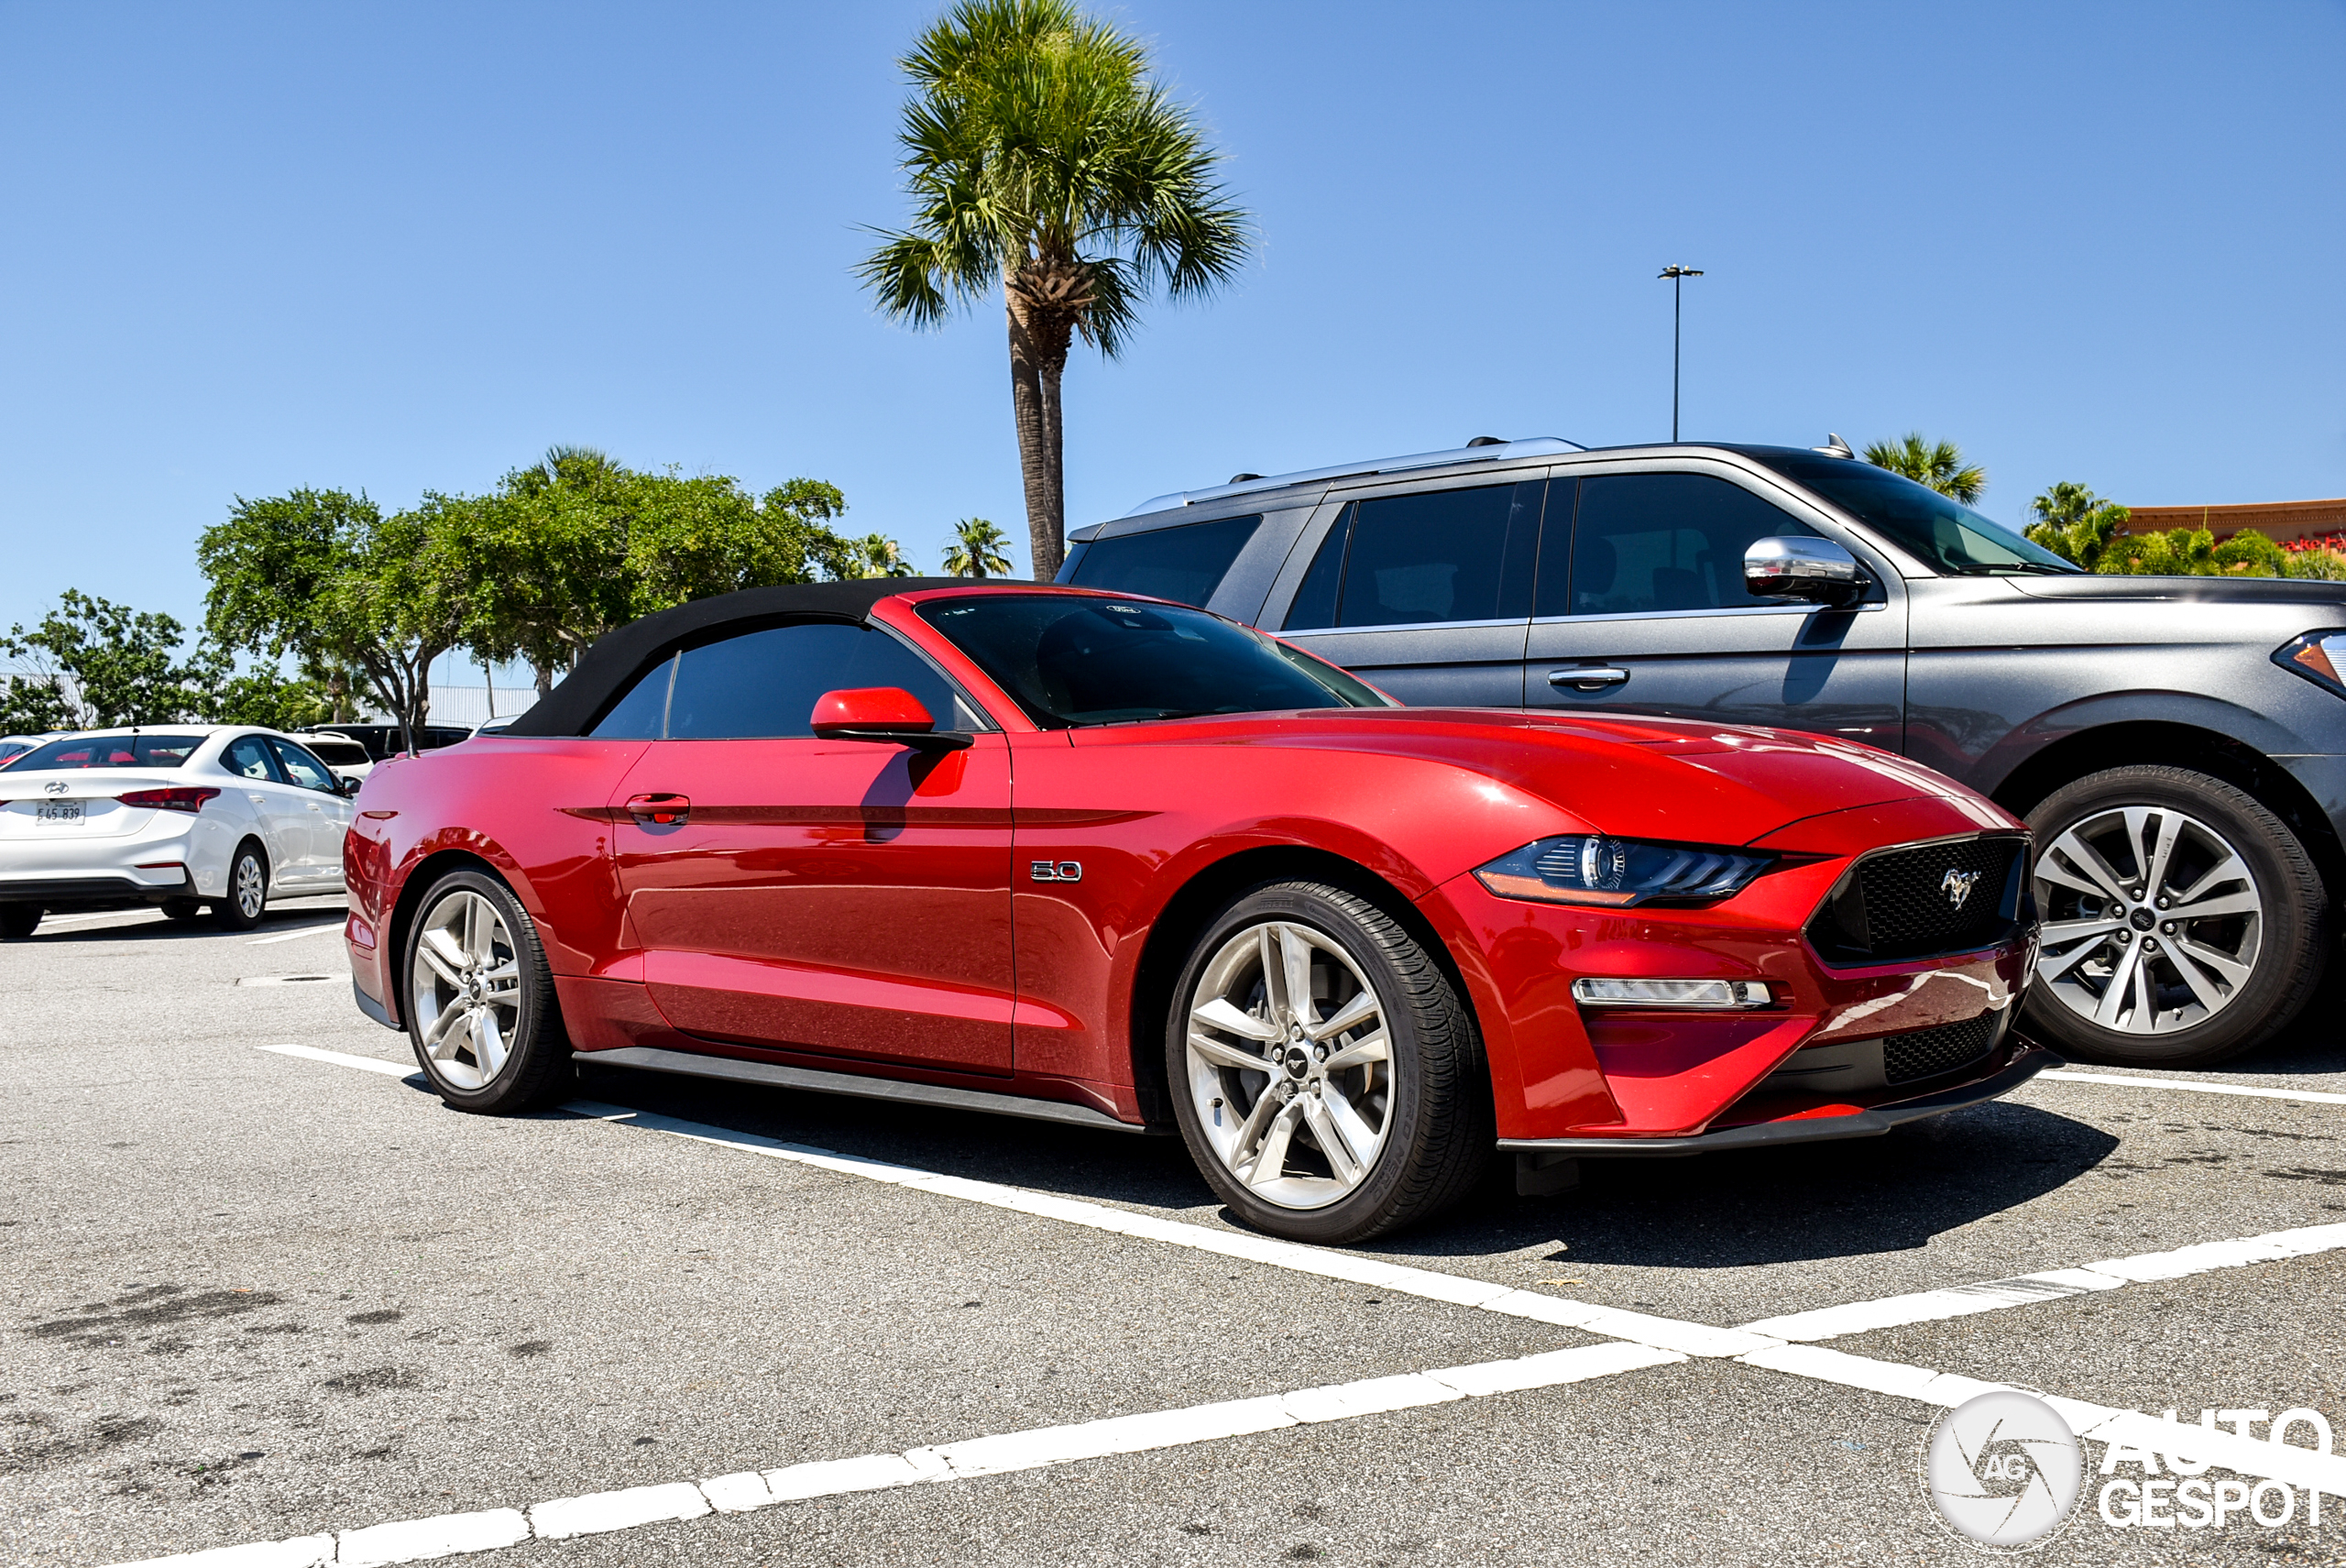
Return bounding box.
[343,738,648,1023]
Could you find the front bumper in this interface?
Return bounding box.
[1500,1047,2051,1157]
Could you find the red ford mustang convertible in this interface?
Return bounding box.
[343,580,2044,1241]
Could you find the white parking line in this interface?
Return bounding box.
[2038,1068,2346,1106]
[248,923,345,947]
[1733,1343,2346,1495]
[258,1043,418,1078]
[105,1341,1685,1568]
[558,1098,1775,1357]
[1739,1222,2346,1341]
[196,1041,2346,1567]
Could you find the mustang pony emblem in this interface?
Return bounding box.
[1941,867,1983,910]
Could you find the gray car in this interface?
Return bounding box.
[1060,435,2346,1069]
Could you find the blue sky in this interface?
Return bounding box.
[2,0,2341,665]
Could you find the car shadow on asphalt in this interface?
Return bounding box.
[560,1060,2121,1274]
[18,901,346,943]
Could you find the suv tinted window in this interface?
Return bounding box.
[618,623,961,740]
[1550,474,1815,617]
[1068,514,1261,609]
[1285,482,1540,630]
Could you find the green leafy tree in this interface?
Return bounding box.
[859,0,1251,580]
[454,451,859,696]
[1864,433,1987,504]
[943,517,1016,578]
[2024,482,2131,569]
[200,488,477,752]
[199,666,334,729]
[0,590,221,730]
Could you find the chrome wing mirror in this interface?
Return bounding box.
[1745,535,1866,609]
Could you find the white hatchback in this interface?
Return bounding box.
[0,727,356,938]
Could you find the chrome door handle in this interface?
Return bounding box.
[1548,666,1630,691]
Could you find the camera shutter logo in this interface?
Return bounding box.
[1926,1390,2082,1548]
[1942,867,1982,911]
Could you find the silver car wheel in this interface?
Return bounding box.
[409,890,523,1091]
[233,853,266,918]
[1183,920,1392,1212]
[2033,805,2263,1035]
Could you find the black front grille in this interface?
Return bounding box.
[1882,1011,2004,1085]
[1807,835,2030,967]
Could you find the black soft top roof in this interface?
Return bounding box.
[502,577,977,738]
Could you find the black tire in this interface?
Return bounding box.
[400,868,571,1113]
[1166,880,1492,1245]
[159,899,203,923]
[2021,765,2329,1069]
[211,841,269,931]
[0,905,41,939]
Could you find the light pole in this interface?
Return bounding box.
[1657,264,1704,441]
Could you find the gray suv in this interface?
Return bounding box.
[1060,436,2346,1070]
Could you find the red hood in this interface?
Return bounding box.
[1077,707,2001,846]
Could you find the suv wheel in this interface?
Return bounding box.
[2023,765,2328,1068]
[1166,880,1490,1244]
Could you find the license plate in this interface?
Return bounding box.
[32,800,83,824]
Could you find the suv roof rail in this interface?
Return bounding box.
[1121,435,1590,517]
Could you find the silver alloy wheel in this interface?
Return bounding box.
[233,853,266,919]
[408,890,523,1091]
[1183,920,1393,1212]
[2033,805,2263,1035]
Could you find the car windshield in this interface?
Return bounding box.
[1748,450,2080,576]
[11,734,204,770]
[916,595,1392,729]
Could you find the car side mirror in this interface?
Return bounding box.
[337,774,364,797]
[1745,535,1867,609]
[809,687,973,751]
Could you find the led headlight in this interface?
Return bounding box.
[2275,630,2346,697]
[1473,834,1772,907]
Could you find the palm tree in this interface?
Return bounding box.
[852,532,918,578]
[943,518,1015,578]
[859,0,1251,580]
[1863,433,1986,504]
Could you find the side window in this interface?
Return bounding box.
[590,655,676,740]
[664,623,962,740]
[1067,514,1262,609]
[267,740,338,793]
[1283,504,1352,630]
[1285,483,1540,630]
[1551,474,1818,617]
[222,735,281,782]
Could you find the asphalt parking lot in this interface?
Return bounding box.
[7,900,2346,1566]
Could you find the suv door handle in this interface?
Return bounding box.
[627,793,691,827]
[1548,666,1630,691]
